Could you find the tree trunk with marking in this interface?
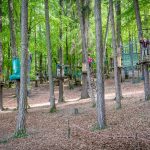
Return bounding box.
[109,0,121,109]
[16,0,28,134]
[44,0,56,112]
[58,0,64,103]
[94,0,106,129]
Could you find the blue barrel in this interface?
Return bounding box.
[12,58,20,74]
[9,57,20,80]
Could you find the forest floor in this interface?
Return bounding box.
[0,79,150,150]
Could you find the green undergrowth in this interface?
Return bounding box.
[91,123,107,132]
[13,129,28,139]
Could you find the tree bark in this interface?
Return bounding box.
[94,0,106,129]
[0,0,3,111]
[133,0,143,41]
[115,0,123,84]
[133,0,150,101]
[0,0,1,33]
[8,0,20,109]
[129,33,135,83]
[65,27,69,64]
[109,0,121,109]
[6,44,11,82]
[58,0,64,103]
[44,0,56,112]
[103,6,110,63]
[39,52,43,84]
[77,0,90,99]
[16,0,28,133]
[143,64,150,100]
[34,28,38,87]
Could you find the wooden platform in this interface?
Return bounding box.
[137,60,150,65]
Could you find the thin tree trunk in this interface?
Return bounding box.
[133,0,143,42]
[77,0,95,104]
[109,0,121,109]
[66,27,69,64]
[133,0,150,101]
[16,0,28,134]
[58,0,64,103]
[103,6,110,63]
[115,0,122,91]
[0,0,3,111]
[34,28,38,87]
[39,53,43,84]
[143,64,150,100]
[94,0,106,129]
[8,0,20,109]
[77,0,89,99]
[129,33,135,82]
[44,0,56,112]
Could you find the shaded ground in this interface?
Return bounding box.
[0,79,150,150]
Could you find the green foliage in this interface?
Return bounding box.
[1,0,150,80]
[13,129,28,139]
[49,107,57,113]
[0,139,8,144]
[91,123,107,131]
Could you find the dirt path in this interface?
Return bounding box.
[0,80,150,150]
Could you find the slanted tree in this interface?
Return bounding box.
[109,0,121,109]
[8,0,20,109]
[94,0,106,129]
[16,0,28,135]
[58,0,64,103]
[44,0,56,112]
[0,0,3,111]
[134,0,150,101]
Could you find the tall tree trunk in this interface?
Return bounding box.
[109,0,121,109]
[143,64,150,100]
[103,5,110,63]
[129,33,135,82]
[6,45,10,81]
[34,28,38,87]
[115,0,123,84]
[44,0,56,112]
[134,0,150,101]
[39,52,43,84]
[94,0,106,129]
[133,0,143,41]
[58,0,64,103]
[16,0,28,134]
[66,27,69,64]
[0,0,3,111]
[8,0,20,109]
[77,0,89,99]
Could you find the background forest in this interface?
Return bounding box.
[1,0,149,81]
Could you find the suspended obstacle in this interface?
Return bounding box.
[9,57,20,81]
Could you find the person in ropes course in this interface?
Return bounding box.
[88,54,93,68]
[140,38,150,59]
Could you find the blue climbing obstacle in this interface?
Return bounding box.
[9,57,20,80]
[122,52,139,71]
